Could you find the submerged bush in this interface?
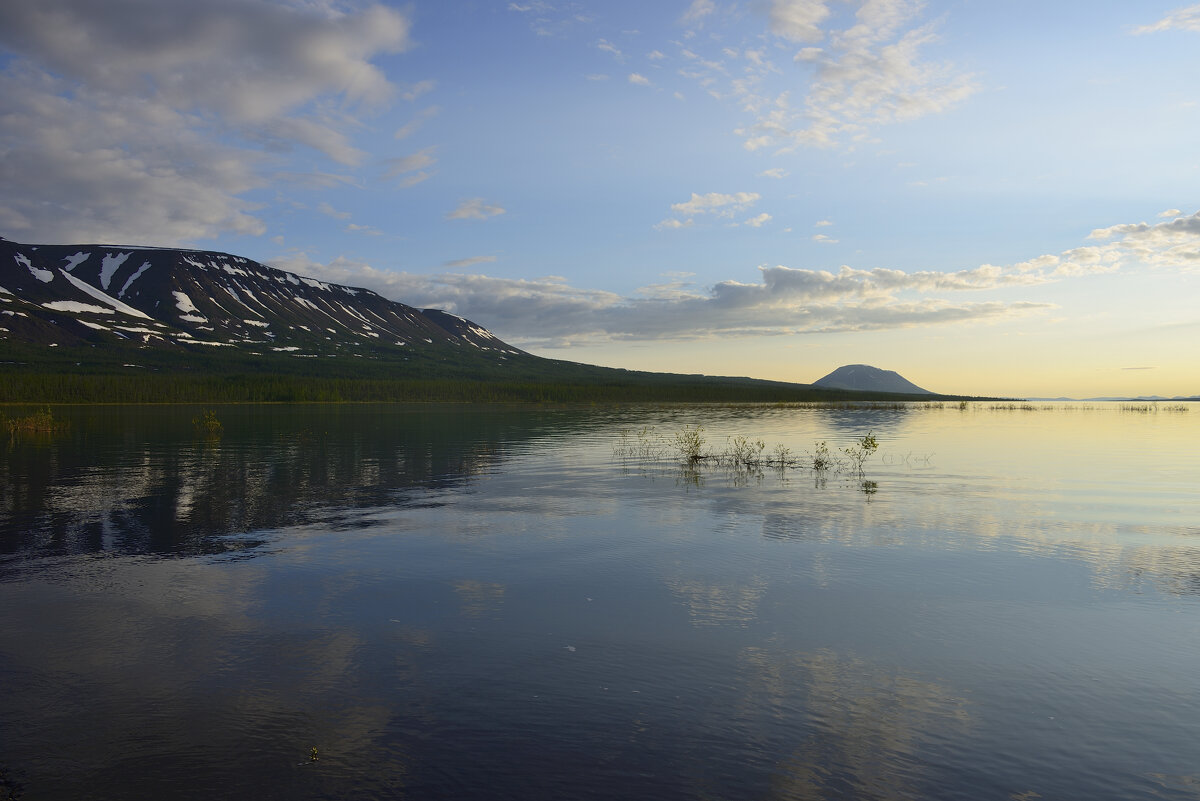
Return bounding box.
[672,425,706,465]
[5,406,68,434]
[193,409,224,437]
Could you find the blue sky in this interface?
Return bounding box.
[2,0,1199,396]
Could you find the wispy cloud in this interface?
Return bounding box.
[596,38,623,59]
[447,198,507,221]
[674,0,977,152]
[394,106,440,140]
[317,202,351,221]
[442,255,498,268]
[383,146,437,185]
[277,210,1193,348]
[400,79,436,102]
[681,0,716,25]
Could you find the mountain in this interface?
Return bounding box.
[0,237,526,360]
[2,236,984,403]
[812,364,932,395]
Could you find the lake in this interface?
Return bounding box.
[1,402,1198,800]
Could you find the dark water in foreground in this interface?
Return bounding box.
[1,403,1198,800]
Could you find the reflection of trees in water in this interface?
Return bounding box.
[738,647,971,801]
[0,405,586,559]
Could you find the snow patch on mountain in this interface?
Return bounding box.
[44,301,114,315]
[100,252,131,290]
[16,252,53,282]
[59,270,153,319]
[62,252,90,272]
[118,262,152,298]
[173,291,199,313]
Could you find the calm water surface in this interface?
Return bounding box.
[1,402,1198,800]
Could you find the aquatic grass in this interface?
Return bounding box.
[1120,402,1189,413]
[617,426,880,480]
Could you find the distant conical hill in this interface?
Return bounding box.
[812,364,932,395]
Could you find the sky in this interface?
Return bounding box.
[1,0,1198,398]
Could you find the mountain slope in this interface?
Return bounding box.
[0,237,522,362]
[812,364,932,395]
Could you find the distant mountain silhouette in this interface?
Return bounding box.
[812,364,932,395]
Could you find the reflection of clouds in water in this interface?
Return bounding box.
[0,555,426,797]
[737,647,970,801]
[665,469,1200,599]
[666,575,768,628]
[454,580,506,618]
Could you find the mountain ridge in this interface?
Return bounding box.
[0,236,524,361]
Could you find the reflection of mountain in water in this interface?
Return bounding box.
[0,405,583,559]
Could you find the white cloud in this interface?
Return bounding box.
[447,198,507,221]
[812,233,838,243]
[768,0,831,43]
[1159,208,1183,218]
[658,192,761,230]
[1134,4,1200,34]
[0,67,265,245]
[670,191,761,217]
[647,49,666,60]
[745,213,772,227]
[1087,210,1200,269]
[628,73,651,86]
[0,0,411,244]
[815,219,833,227]
[655,218,695,231]
[760,167,789,178]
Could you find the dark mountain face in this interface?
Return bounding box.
[0,238,523,361]
[812,364,932,394]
